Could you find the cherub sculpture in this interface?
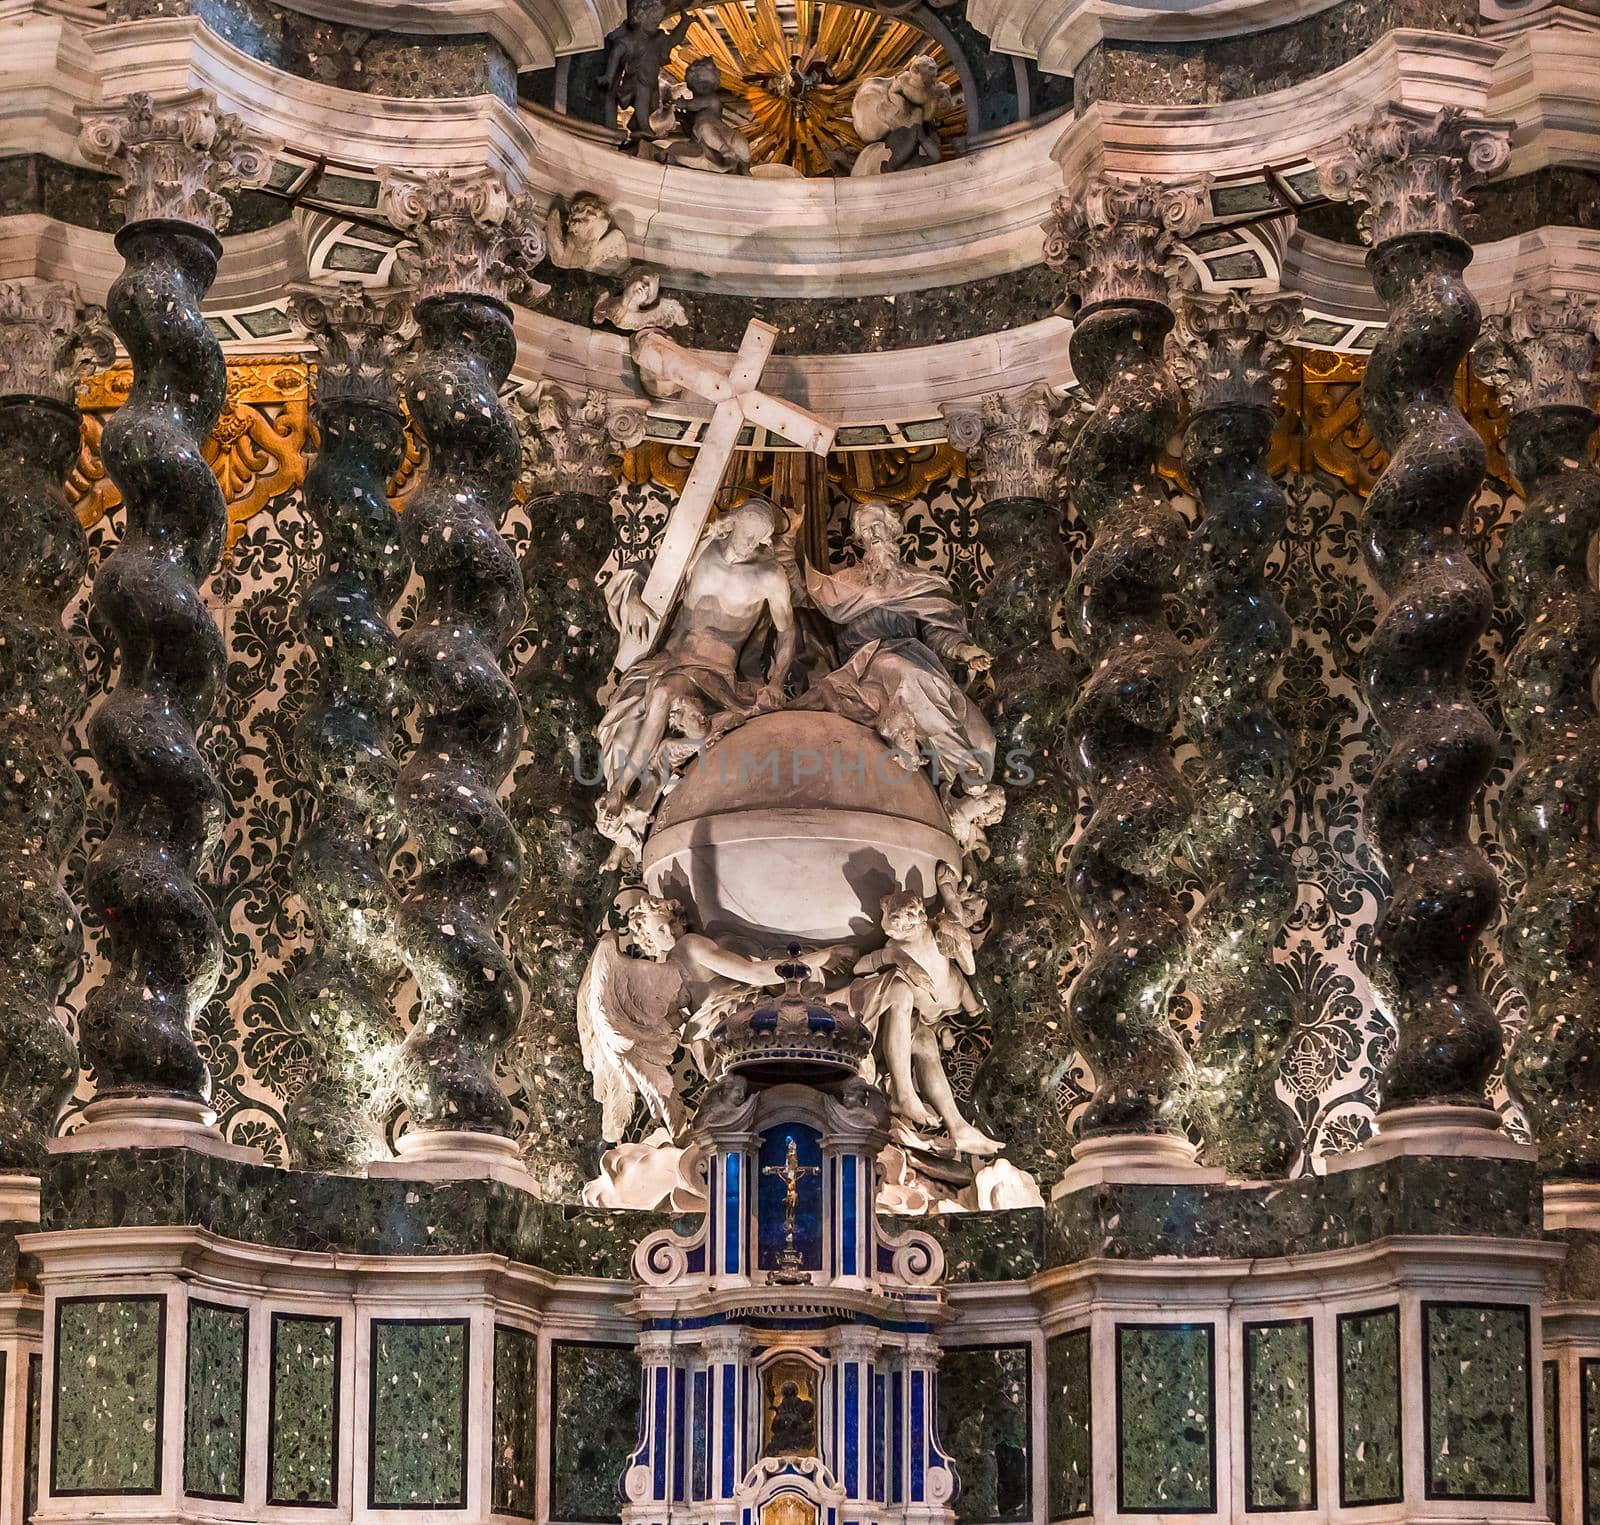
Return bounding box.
[546,193,631,275]
[649,57,753,174]
[605,0,693,137]
[579,895,811,1142]
[850,55,953,175]
[592,265,691,335]
[844,890,1003,1157]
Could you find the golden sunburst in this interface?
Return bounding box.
[662,0,965,177]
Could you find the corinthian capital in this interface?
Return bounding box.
[0,279,115,403]
[942,384,1063,502]
[1042,173,1208,310]
[1169,290,1302,414]
[1474,293,1600,413]
[380,168,549,306]
[510,381,640,500]
[1319,103,1511,247]
[77,89,275,234]
[288,282,414,409]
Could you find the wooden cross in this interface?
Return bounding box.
[618,319,836,673]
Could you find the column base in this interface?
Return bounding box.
[48,1097,263,1162]
[1543,1179,1600,1231]
[1051,1132,1226,1197]
[1323,1103,1535,1174]
[367,1128,539,1191]
[0,1174,41,1222]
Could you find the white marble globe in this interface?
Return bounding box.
[642,711,959,951]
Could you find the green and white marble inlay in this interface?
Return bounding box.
[1424,1304,1531,1500]
[551,1342,640,1523]
[269,1312,340,1505]
[184,1301,247,1500]
[940,1345,1031,1522]
[1583,1360,1600,1525]
[1338,1307,1401,1505]
[26,1353,41,1522]
[1544,1361,1559,1524]
[1245,1319,1315,1511]
[494,1324,538,1518]
[1046,1329,1091,1520]
[52,1294,166,1494]
[1116,1324,1214,1512]
[369,1318,468,1508]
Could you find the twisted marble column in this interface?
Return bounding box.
[378,169,545,1172]
[1322,106,1512,1126]
[282,282,413,1170]
[1171,291,1302,1177]
[74,92,270,1132]
[943,388,1079,1185]
[0,281,111,1186]
[1044,176,1207,1163]
[507,382,638,1196]
[1474,295,1600,1183]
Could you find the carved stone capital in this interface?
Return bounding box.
[0,280,114,402]
[287,282,413,409]
[1042,174,1208,310]
[942,383,1063,502]
[1318,103,1511,248]
[380,168,550,306]
[77,89,276,234]
[1474,293,1600,414]
[1169,290,1302,414]
[509,381,637,500]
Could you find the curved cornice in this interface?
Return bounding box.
[967,0,1344,81]
[272,0,623,70]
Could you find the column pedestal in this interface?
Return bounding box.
[1323,1104,1534,1173]
[367,1128,538,1190]
[48,1097,261,1162]
[1052,1133,1225,1196]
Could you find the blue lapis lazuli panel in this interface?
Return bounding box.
[756,1125,824,1274]
[845,1364,860,1494]
[723,1155,741,1276]
[721,1365,737,1497]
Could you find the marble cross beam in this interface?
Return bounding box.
[620,318,836,672]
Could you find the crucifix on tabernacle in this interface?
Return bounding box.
[615,319,836,673]
[763,1134,821,1282]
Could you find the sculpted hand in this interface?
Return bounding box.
[954,643,992,674]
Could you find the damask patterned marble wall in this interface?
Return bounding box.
[48,372,1531,1175]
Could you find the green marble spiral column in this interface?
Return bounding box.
[1044,174,1209,1181]
[72,90,271,1148]
[1474,295,1600,1201]
[506,382,639,1197]
[0,280,111,1205]
[1170,291,1303,1177]
[375,168,546,1184]
[943,387,1078,1187]
[1321,105,1514,1147]
[282,282,413,1170]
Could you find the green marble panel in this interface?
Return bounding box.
[369,1318,468,1508]
[1545,1362,1560,1523]
[494,1325,538,1518]
[1424,1303,1532,1501]
[1583,1359,1600,1525]
[1244,1319,1316,1511]
[25,1353,41,1522]
[939,1345,1031,1522]
[52,1294,166,1495]
[1116,1324,1215,1512]
[184,1301,248,1500]
[1338,1307,1402,1506]
[268,1312,341,1505]
[1045,1330,1091,1520]
[550,1341,639,1523]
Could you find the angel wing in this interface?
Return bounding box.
[576,933,692,1142]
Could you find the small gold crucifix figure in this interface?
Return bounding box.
[762,1135,820,1285]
